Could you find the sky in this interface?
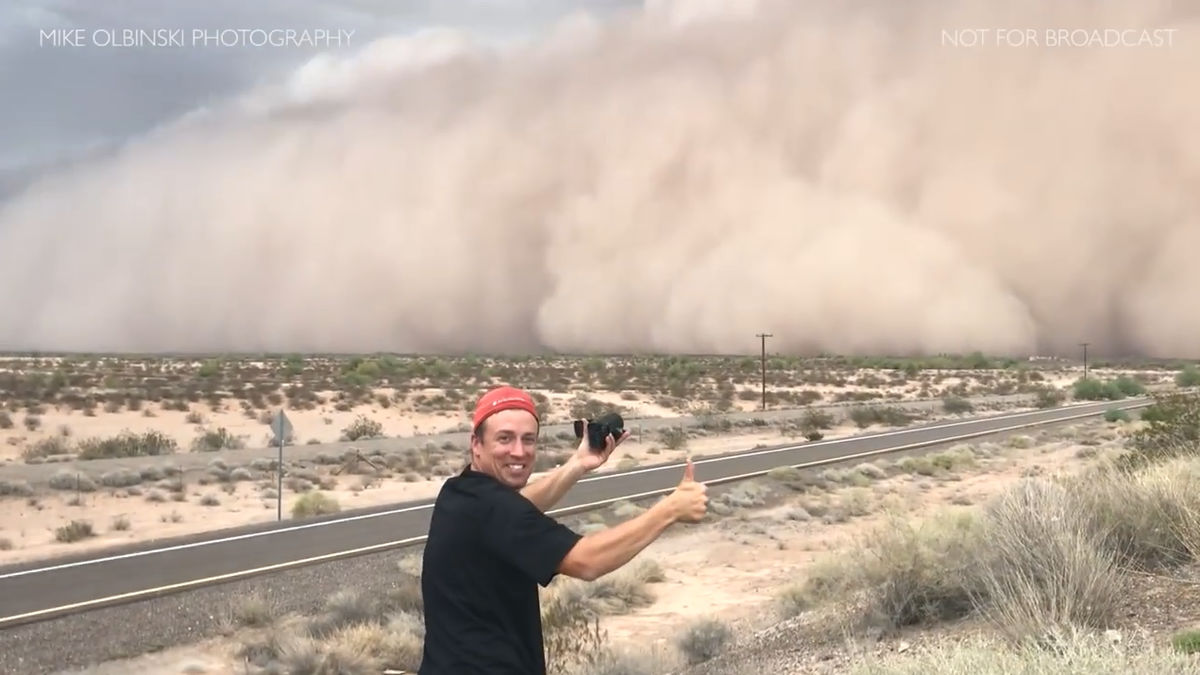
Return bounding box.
[0,0,637,193]
[0,0,1197,358]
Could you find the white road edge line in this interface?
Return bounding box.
[0,399,1147,627]
[0,399,1141,582]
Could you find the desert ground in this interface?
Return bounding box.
[52,387,1200,675]
[3,354,1200,675]
[0,354,1187,565]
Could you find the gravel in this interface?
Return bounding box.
[0,545,425,675]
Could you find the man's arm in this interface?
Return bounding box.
[521,425,625,512]
[556,497,680,581]
[520,455,587,511]
[557,460,707,581]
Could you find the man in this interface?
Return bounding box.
[418,385,708,674]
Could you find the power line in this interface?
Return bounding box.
[755,333,773,411]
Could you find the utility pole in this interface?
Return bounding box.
[756,333,773,411]
[1080,342,1090,380]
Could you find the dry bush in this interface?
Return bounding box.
[0,479,34,497]
[233,595,275,628]
[1063,458,1200,569]
[291,492,340,519]
[967,480,1122,642]
[571,645,681,675]
[341,415,383,441]
[55,520,94,543]
[848,628,1199,675]
[76,430,177,459]
[787,442,1200,645]
[676,617,733,665]
[541,559,666,673]
[542,585,607,675]
[191,427,246,452]
[48,470,96,492]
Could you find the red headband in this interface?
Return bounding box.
[472,385,539,430]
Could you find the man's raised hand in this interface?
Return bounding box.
[669,457,708,523]
[572,419,630,472]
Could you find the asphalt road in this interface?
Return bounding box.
[0,396,1150,630]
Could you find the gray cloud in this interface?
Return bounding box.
[0,0,1197,358]
[0,0,630,189]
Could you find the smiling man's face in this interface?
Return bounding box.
[470,408,539,488]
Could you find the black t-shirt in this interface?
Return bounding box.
[418,466,583,675]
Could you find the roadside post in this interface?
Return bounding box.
[270,409,293,521]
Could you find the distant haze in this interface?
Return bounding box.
[1,0,1197,357]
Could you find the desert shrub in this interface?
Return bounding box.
[231,595,274,627]
[1113,375,1146,396]
[1120,391,1200,469]
[1034,387,1065,408]
[849,406,915,429]
[966,480,1122,641]
[1177,365,1200,388]
[0,479,33,497]
[48,470,97,492]
[942,396,974,414]
[76,430,177,459]
[292,492,341,519]
[100,468,142,488]
[1172,629,1200,655]
[22,436,70,461]
[1103,408,1130,423]
[1072,377,1125,401]
[191,427,245,451]
[848,629,1198,674]
[342,415,383,441]
[237,599,425,675]
[55,520,94,543]
[801,409,835,430]
[572,647,678,675]
[539,556,665,672]
[1065,457,1200,569]
[658,427,688,450]
[676,617,732,665]
[787,509,982,630]
[542,585,608,675]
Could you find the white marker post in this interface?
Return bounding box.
[270,409,293,521]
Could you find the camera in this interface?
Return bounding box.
[574,412,625,450]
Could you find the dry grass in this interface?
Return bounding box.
[848,628,1200,674]
[778,403,1200,649]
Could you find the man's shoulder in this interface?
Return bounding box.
[435,468,523,511]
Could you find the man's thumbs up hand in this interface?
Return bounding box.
[669,456,707,523]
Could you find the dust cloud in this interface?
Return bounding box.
[1,0,1197,357]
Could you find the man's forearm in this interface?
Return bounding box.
[520,455,587,511]
[567,499,678,580]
